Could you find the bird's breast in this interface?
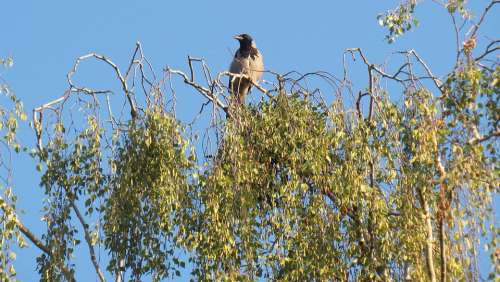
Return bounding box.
[229,49,264,82]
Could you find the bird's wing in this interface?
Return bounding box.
[229,50,243,73]
[228,50,239,92]
[229,49,252,93]
[249,51,264,82]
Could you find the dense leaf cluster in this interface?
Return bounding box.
[0,1,498,280]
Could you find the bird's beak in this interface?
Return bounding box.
[233,35,243,40]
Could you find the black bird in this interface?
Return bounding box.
[229,34,264,104]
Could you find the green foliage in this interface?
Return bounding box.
[445,0,470,17]
[181,91,466,280]
[0,57,14,68]
[0,56,26,281]
[19,57,500,281]
[179,79,495,280]
[442,61,499,280]
[186,95,337,280]
[1,2,498,280]
[378,0,472,43]
[104,110,193,280]
[35,110,195,281]
[378,0,418,43]
[37,118,104,281]
[444,64,499,149]
[0,187,23,281]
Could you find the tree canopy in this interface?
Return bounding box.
[0,1,498,281]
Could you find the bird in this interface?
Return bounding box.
[228,34,264,105]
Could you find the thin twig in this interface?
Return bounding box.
[165,67,228,112]
[70,201,106,282]
[450,13,461,64]
[474,40,499,61]
[467,0,499,39]
[408,50,443,91]
[346,48,406,83]
[66,51,137,118]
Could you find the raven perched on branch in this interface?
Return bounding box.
[229,34,264,104]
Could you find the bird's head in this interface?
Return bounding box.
[234,33,254,49]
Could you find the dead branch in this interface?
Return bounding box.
[66,51,137,118]
[33,43,154,150]
[165,67,228,114]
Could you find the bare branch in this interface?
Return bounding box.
[450,12,461,64]
[468,129,500,145]
[187,56,204,82]
[217,71,271,97]
[467,0,499,40]
[368,65,375,122]
[33,44,154,149]
[66,50,137,118]
[346,48,405,83]
[70,201,106,282]
[165,66,228,114]
[408,49,443,91]
[474,40,499,61]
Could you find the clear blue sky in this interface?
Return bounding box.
[1,1,498,281]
